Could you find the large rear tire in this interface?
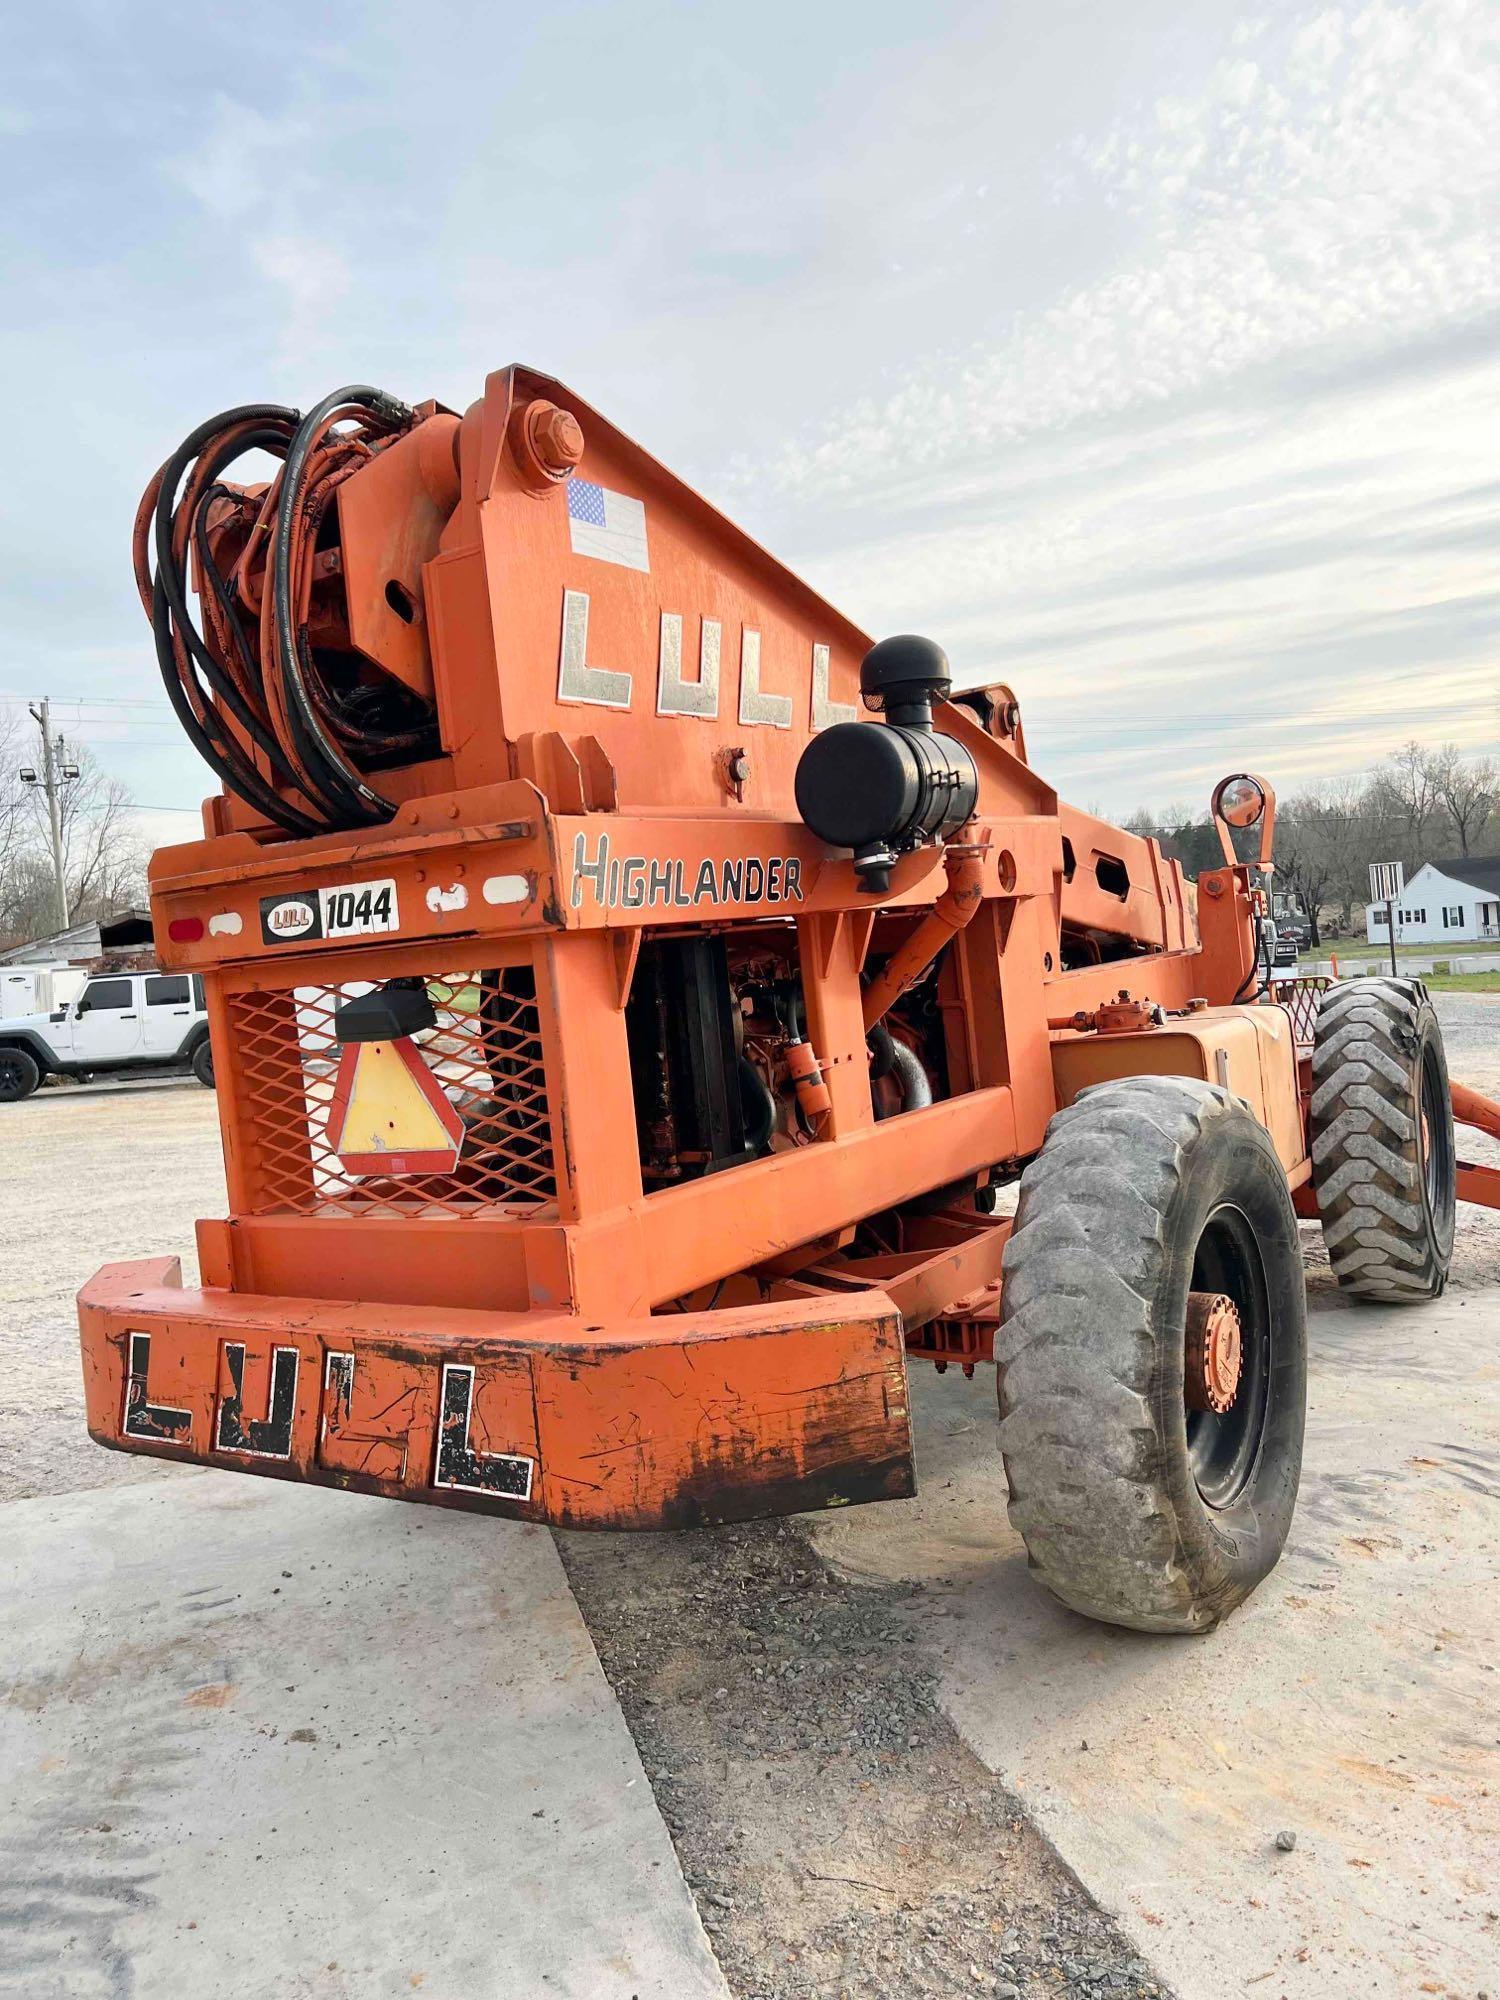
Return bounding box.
[191,1039,216,1089]
[1309,978,1455,1303]
[997,1076,1307,1634]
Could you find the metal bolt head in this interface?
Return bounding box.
[524,401,585,477]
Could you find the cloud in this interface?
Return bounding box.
[252,232,351,317]
[162,94,305,222]
[712,0,1500,812]
[3,0,1496,829]
[747,0,1500,505]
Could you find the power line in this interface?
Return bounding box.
[0,693,170,710]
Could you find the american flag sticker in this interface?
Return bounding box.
[566,478,650,573]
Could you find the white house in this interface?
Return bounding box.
[1365,858,1500,945]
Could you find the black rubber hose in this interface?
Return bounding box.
[887,1035,934,1111]
[188,454,316,786]
[149,566,319,837]
[149,403,325,835]
[270,385,412,826]
[737,1057,777,1152]
[1232,929,1272,1004]
[157,419,288,737]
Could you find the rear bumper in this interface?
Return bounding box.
[78,1258,914,1530]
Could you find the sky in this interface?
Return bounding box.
[2,0,1497,852]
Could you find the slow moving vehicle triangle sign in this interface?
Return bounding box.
[326,1034,466,1176]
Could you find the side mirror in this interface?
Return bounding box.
[1215,776,1265,828]
[1210,771,1276,870]
[75,999,90,1017]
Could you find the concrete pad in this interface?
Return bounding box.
[0,1473,728,2000]
[812,1295,1500,1999]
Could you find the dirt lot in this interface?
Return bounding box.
[4,996,1498,1999]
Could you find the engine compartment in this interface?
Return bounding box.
[624,923,948,1189]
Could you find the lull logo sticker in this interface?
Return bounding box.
[260,894,321,945]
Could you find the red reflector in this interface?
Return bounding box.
[168,917,204,942]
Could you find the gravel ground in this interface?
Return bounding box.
[559,1520,1167,2000]
[5,992,1497,1996]
[0,1076,209,1506]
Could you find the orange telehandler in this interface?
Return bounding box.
[74,367,1500,1632]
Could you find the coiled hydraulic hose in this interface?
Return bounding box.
[134,385,426,834]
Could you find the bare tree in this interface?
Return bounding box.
[0,711,29,928]
[1276,778,1375,941]
[1123,804,1225,878]
[1428,743,1496,856]
[51,743,142,915]
[1367,740,1443,870]
[0,728,144,943]
[1276,796,1336,947]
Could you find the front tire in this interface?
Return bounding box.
[0,1047,41,1102]
[1309,978,1455,1302]
[997,1077,1307,1634]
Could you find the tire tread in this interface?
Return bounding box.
[1308,978,1451,1302]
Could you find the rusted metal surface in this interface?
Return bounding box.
[1096,991,1159,1035]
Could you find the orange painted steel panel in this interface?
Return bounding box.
[80,1259,912,1529]
[337,414,461,701]
[1454,1081,1500,1145]
[1052,1008,1307,1177]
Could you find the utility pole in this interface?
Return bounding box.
[20,700,78,932]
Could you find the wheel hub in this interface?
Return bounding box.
[1185,1291,1242,1414]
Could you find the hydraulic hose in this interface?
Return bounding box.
[269,386,413,827]
[135,385,425,835]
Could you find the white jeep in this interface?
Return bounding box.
[0,971,213,1102]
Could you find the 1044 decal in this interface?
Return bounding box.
[260,876,399,945]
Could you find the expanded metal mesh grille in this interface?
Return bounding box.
[1271,974,1331,1048]
[228,968,555,1216]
